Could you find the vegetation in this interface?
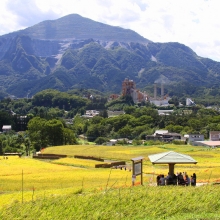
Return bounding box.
[1,88,220,155]
[0,144,220,219]
[1,186,220,220]
[1,14,220,219]
[1,20,220,99]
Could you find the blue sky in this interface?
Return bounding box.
[1,0,220,61]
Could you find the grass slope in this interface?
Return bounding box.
[1,185,220,219]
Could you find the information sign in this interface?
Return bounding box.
[134,162,141,175]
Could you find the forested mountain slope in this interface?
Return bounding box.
[0,14,220,98]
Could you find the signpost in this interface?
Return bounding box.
[131,156,144,186]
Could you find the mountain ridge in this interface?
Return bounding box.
[1,14,150,43]
[0,14,220,99]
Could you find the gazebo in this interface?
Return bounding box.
[148,151,197,175]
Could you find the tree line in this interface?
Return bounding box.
[73,105,220,144]
[1,89,220,155]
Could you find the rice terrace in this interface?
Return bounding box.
[1,144,220,219]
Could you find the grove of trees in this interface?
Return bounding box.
[0,89,220,154]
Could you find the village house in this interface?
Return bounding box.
[146,130,183,142]
[187,134,204,145]
[2,125,12,133]
[209,131,220,141]
[81,110,100,118]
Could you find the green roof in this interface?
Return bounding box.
[148,151,197,164]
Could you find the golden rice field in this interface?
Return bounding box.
[43,143,220,182]
[1,144,220,210]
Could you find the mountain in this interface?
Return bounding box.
[0,14,220,98]
[3,14,150,43]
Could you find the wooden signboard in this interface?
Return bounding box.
[131,156,144,186]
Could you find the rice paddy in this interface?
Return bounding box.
[0,144,220,219]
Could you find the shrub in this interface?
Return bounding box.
[144,140,165,146]
[172,140,186,145]
[95,137,109,145]
[132,139,142,145]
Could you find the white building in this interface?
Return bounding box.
[81,110,100,118]
[186,98,196,106]
[154,130,168,136]
[2,125,12,132]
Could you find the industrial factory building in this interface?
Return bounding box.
[122,78,148,103]
[110,78,171,106]
[149,83,171,106]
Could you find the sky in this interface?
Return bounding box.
[0,0,220,62]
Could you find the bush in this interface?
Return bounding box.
[132,139,142,145]
[144,140,165,146]
[117,139,128,145]
[172,140,186,145]
[94,137,109,145]
[3,146,18,153]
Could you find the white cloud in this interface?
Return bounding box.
[6,0,59,27]
[0,0,220,61]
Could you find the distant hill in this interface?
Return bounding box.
[0,14,220,99]
[1,14,150,43]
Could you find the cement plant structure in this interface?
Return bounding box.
[149,83,171,106]
[121,78,170,106]
[122,78,148,103]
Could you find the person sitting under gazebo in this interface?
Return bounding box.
[177,172,185,185]
[159,175,166,186]
[191,173,196,186]
[185,174,190,186]
[165,172,177,185]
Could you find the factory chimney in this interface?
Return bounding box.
[154,83,157,99]
[161,83,164,99]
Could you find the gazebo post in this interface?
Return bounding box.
[168,163,175,176]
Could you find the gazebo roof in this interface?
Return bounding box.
[148,151,197,164]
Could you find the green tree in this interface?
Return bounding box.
[99,109,108,118]
[73,115,87,135]
[90,116,103,124]
[124,106,136,115]
[165,124,183,133]
[0,135,5,154]
[188,118,203,132]
[86,124,100,142]
[111,114,133,132]
[118,125,133,138]
[45,119,64,146]
[95,137,109,145]
[63,128,77,145]
[168,96,179,106]
[27,117,48,151]
[24,137,31,156]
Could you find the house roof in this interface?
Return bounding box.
[162,133,181,136]
[148,151,197,164]
[189,134,204,136]
[2,125,12,129]
[196,141,220,147]
[154,130,168,135]
[110,139,117,142]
